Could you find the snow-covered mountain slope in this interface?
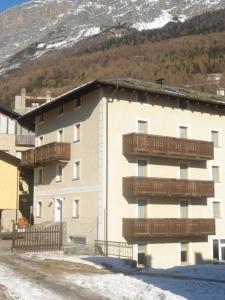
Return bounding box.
[1,0,225,67]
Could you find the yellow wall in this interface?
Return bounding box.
[0,159,18,210]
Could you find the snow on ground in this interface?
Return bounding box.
[64,273,184,300]
[15,253,225,300]
[0,263,62,300]
[22,251,134,270]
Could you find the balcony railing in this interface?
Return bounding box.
[123,177,214,198]
[123,218,215,238]
[16,134,35,147]
[21,149,35,167]
[123,133,214,160]
[35,142,71,164]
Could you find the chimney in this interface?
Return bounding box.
[46,90,51,102]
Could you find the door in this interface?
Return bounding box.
[55,199,62,222]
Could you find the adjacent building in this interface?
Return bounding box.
[19,78,225,268]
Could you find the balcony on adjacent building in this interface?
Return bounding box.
[35,142,71,165]
[123,177,214,198]
[123,133,214,160]
[123,218,215,238]
[21,149,35,168]
[16,134,35,147]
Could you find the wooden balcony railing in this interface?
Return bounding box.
[16,134,35,146]
[21,149,35,168]
[35,142,71,164]
[123,133,214,160]
[123,218,215,238]
[123,177,214,198]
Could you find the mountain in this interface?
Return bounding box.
[1,0,225,71]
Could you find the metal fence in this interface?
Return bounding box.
[95,240,133,260]
[12,222,64,252]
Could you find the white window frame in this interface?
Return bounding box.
[36,201,42,218]
[179,241,190,265]
[136,158,150,177]
[57,129,64,142]
[72,199,80,218]
[74,123,81,143]
[73,161,81,180]
[211,165,221,183]
[56,164,63,183]
[211,199,223,220]
[210,129,221,148]
[178,199,191,218]
[178,161,191,180]
[178,124,190,139]
[37,136,44,147]
[136,118,150,134]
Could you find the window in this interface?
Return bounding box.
[58,104,64,115]
[37,168,43,185]
[138,244,146,265]
[212,201,221,218]
[211,130,220,147]
[179,126,188,139]
[180,200,188,218]
[8,118,16,134]
[137,92,148,103]
[212,166,220,182]
[213,239,219,260]
[138,160,148,177]
[36,201,42,218]
[179,163,189,179]
[37,113,44,123]
[74,124,80,142]
[16,151,22,159]
[0,114,7,133]
[73,200,79,218]
[56,165,63,182]
[180,242,188,264]
[38,136,43,147]
[57,129,63,142]
[73,161,80,180]
[74,98,81,109]
[137,120,148,134]
[178,99,189,110]
[138,200,147,218]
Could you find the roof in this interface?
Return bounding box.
[18,78,225,130]
[0,103,20,120]
[0,150,20,167]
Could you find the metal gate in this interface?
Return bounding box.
[12,222,64,252]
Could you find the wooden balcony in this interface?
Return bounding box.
[123,218,215,238]
[123,177,214,198]
[123,133,214,160]
[21,149,35,168]
[35,142,71,165]
[16,134,35,147]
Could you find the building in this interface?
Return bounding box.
[14,88,51,115]
[0,103,35,158]
[19,78,225,268]
[0,151,33,231]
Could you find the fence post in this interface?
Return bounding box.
[59,222,64,250]
[11,222,16,252]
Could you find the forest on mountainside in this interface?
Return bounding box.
[1,9,225,107]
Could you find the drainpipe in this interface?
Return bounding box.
[16,167,20,224]
[105,84,119,256]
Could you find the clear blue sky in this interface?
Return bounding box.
[0,0,31,12]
